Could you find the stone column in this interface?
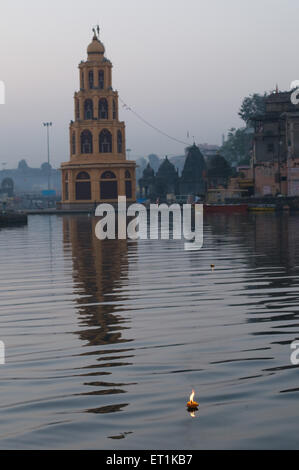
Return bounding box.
[93,96,98,119]
[79,96,84,122]
[91,171,99,203]
[75,129,80,157]
[108,95,113,120]
[118,168,126,197]
[69,170,76,203]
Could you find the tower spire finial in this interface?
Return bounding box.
[92,25,100,39]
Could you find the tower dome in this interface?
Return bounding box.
[87,33,105,58]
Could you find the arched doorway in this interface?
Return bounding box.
[75,171,91,200]
[100,171,118,199]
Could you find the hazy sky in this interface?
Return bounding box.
[1,0,299,168]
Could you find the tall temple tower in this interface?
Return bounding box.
[59,28,136,210]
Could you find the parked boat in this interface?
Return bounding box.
[0,211,28,227]
[203,203,248,214]
[248,204,275,212]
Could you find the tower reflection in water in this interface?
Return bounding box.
[62,215,136,415]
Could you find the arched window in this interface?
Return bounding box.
[75,99,80,120]
[64,172,68,181]
[76,171,90,180]
[98,70,104,89]
[100,171,118,199]
[88,70,94,89]
[99,129,112,153]
[72,132,76,155]
[101,171,116,179]
[125,170,131,179]
[84,99,93,120]
[80,130,93,154]
[76,172,91,200]
[98,98,108,119]
[113,99,117,119]
[117,130,123,153]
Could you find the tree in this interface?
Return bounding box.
[238,93,267,125]
[220,91,268,164]
[220,127,252,165]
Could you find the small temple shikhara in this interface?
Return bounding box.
[59,27,136,210]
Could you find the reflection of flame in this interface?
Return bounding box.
[190,389,195,402]
[190,411,196,418]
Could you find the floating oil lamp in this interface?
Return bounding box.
[210,264,215,271]
[187,389,199,411]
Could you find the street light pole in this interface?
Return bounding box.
[43,122,52,190]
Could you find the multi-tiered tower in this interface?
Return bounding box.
[60,29,136,210]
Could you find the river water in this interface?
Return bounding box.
[0,213,299,449]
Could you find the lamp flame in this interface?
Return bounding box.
[187,389,198,410]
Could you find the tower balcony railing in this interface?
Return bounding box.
[71,117,119,124]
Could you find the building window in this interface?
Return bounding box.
[98,70,104,89]
[76,172,91,200]
[84,99,93,120]
[101,171,116,179]
[117,130,122,153]
[113,99,116,119]
[100,170,117,199]
[80,130,93,154]
[100,181,118,199]
[125,180,132,198]
[267,143,274,153]
[99,98,108,119]
[99,129,112,153]
[88,70,94,89]
[81,72,84,89]
[125,170,131,179]
[72,132,76,154]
